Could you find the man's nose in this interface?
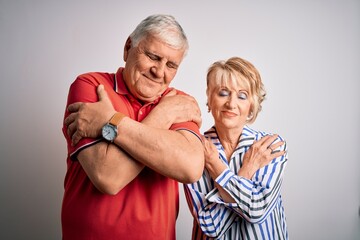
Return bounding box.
[150,62,165,78]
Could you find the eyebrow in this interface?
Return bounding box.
[219,86,249,93]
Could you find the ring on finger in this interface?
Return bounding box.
[268,146,274,153]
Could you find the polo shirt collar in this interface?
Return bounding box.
[114,67,129,95]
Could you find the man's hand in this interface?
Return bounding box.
[144,89,202,129]
[64,85,116,146]
[238,135,285,179]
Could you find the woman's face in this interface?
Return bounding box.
[208,79,251,131]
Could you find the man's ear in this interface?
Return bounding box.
[123,37,132,61]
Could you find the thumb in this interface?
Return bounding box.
[97,84,110,102]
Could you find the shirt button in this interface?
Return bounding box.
[139,110,143,115]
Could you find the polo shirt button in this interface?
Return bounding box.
[139,110,143,115]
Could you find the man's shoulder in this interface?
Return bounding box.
[76,71,114,82]
[67,71,116,104]
[171,88,191,97]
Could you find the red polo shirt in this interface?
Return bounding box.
[61,68,200,240]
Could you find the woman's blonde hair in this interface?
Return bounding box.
[206,57,266,124]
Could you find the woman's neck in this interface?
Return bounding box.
[215,125,243,161]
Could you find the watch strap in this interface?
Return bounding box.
[109,112,126,126]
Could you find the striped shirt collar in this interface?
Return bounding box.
[205,125,257,144]
[204,125,257,162]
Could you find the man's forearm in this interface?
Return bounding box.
[113,117,204,183]
[78,142,144,195]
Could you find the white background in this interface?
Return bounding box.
[0,0,359,239]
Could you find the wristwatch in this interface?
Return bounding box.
[102,112,126,142]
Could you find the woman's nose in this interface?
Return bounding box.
[226,95,237,109]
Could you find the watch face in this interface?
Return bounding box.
[102,124,117,141]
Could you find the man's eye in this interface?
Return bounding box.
[219,90,229,96]
[148,54,158,60]
[166,62,178,69]
[238,92,247,100]
[145,52,158,60]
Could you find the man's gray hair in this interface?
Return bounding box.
[129,14,189,55]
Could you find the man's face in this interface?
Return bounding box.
[122,35,185,103]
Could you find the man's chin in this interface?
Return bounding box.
[135,88,166,103]
[136,92,161,103]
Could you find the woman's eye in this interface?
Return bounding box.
[219,90,229,96]
[238,92,247,100]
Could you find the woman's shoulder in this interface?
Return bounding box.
[245,125,286,142]
[204,126,217,138]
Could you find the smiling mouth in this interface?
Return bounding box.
[143,75,162,84]
[222,111,237,117]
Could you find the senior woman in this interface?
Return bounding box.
[185,57,289,239]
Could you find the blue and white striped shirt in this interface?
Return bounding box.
[184,125,289,240]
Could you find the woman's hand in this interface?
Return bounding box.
[202,136,227,179]
[202,136,236,203]
[238,134,285,179]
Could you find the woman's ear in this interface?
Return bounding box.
[123,37,132,61]
[206,102,211,113]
